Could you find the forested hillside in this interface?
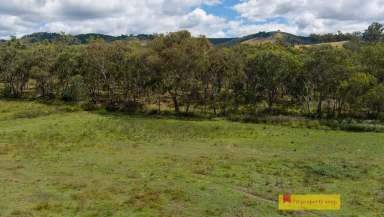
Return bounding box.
[1,23,384,121]
[19,32,155,45]
[12,30,354,46]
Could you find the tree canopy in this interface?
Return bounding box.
[1,23,384,120]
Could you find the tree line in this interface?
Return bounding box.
[1,23,384,120]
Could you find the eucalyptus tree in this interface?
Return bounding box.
[0,40,32,98]
[80,39,121,104]
[338,72,376,115]
[205,46,244,114]
[305,46,351,116]
[119,41,155,106]
[365,84,384,114]
[245,44,302,112]
[30,43,58,98]
[150,31,211,113]
[363,22,384,42]
[53,46,83,101]
[360,43,384,82]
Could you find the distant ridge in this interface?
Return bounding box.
[19,32,154,44]
[4,31,349,46]
[210,31,315,46]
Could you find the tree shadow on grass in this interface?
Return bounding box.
[93,109,215,122]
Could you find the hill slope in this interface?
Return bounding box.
[20,32,154,44]
[13,31,347,46]
[211,31,314,46]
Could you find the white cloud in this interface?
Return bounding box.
[179,8,227,37]
[233,0,384,35]
[0,0,224,38]
[226,20,298,36]
[0,0,382,38]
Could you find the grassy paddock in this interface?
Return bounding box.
[0,100,383,217]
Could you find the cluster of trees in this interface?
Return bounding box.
[310,22,384,44]
[1,23,384,119]
[310,31,359,43]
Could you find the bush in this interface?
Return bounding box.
[1,86,13,98]
[1,86,23,98]
[61,75,86,102]
[119,101,144,113]
[322,119,384,132]
[378,113,384,121]
[80,102,99,111]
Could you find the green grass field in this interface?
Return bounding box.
[0,100,383,217]
[295,41,348,49]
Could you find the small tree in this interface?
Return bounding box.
[363,22,384,42]
[305,46,351,116]
[204,47,244,115]
[338,72,376,115]
[53,46,81,100]
[30,44,57,98]
[360,44,384,82]
[150,31,211,113]
[0,40,32,98]
[246,44,301,112]
[365,84,384,114]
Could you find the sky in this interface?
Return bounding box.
[0,0,383,38]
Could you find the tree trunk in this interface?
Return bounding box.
[171,95,180,113]
[305,96,311,114]
[317,96,323,117]
[184,95,191,113]
[267,90,276,113]
[338,100,343,117]
[212,98,217,115]
[186,103,190,113]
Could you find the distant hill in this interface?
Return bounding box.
[9,31,348,47]
[207,38,237,45]
[21,32,63,43]
[20,32,154,44]
[211,31,314,46]
[20,32,231,45]
[75,33,154,43]
[242,31,313,45]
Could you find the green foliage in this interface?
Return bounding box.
[61,75,86,102]
[363,22,384,42]
[0,41,32,98]
[360,43,384,82]
[365,84,384,113]
[150,31,211,112]
[310,31,358,43]
[1,24,384,120]
[30,44,57,99]
[245,44,302,110]
[304,46,352,116]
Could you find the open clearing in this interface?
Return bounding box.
[0,100,383,217]
[294,41,348,49]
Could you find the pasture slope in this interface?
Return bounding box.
[0,100,383,217]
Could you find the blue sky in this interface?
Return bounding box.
[203,0,239,20]
[0,0,381,38]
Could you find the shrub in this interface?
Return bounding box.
[61,75,86,102]
[1,86,13,98]
[119,101,144,113]
[80,102,99,111]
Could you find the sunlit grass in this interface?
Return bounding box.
[0,100,383,217]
